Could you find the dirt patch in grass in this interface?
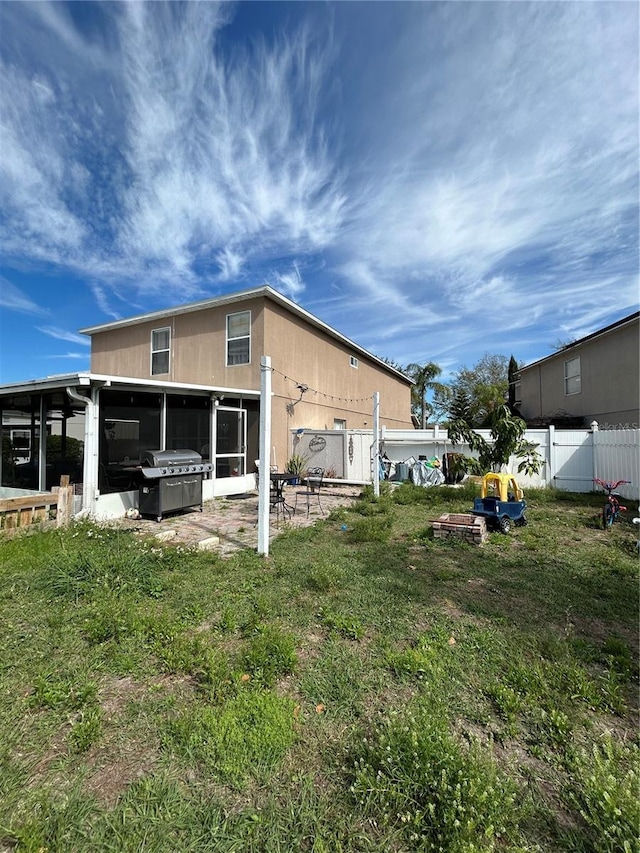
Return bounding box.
[84,741,160,807]
[82,674,195,805]
[98,675,151,718]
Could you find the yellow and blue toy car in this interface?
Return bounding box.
[471,473,527,534]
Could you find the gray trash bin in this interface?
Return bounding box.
[395,462,409,482]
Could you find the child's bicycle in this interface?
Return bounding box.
[593,479,630,530]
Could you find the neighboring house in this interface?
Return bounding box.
[516,311,639,428]
[0,286,413,516]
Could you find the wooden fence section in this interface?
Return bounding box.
[0,476,75,532]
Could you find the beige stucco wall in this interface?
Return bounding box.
[90,296,266,390]
[262,302,413,462]
[89,294,413,467]
[519,317,639,426]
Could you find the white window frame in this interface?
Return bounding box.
[564,356,581,396]
[151,327,171,376]
[214,406,247,477]
[350,356,359,368]
[226,310,251,366]
[333,418,347,430]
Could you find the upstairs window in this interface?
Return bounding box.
[564,356,581,395]
[227,311,251,366]
[350,356,359,368]
[151,327,170,375]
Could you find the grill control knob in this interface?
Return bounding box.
[161,468,167,475]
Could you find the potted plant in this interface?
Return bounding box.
[285,453,309,484]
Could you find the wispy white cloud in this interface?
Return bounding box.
[331,2,638,358]
[0,0,636,376]
[216,248,245,282]
[269,262,305,301]
[47,352,91,361]
[0,276,48,315]
[0,0,345,300]
[37,326,90,346]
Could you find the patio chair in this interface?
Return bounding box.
[99,462,134,492]
[293,468,325,517]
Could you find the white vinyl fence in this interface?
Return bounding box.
[291,424,639,501]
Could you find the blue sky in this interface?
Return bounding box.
[1,1,638,385]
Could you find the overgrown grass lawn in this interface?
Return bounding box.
[1,484,638,852]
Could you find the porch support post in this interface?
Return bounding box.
[257,356,272,556]
[38,394,47,492]
[160,392,167,450]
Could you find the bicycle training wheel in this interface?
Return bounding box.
[602,504,614,530]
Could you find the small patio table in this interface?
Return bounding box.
[269,472,296,520]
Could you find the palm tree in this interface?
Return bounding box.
[405,361,444,429]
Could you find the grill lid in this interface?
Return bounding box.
[141,449,202,468]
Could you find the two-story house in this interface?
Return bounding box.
[0,286,413,517]
[516,311,639,428]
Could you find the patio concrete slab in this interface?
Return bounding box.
[123,485,362,556]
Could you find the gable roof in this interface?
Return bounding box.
[80,285,413,385]
[520,310,640,373]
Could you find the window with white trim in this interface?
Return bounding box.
[564,356,581,395]
[350,356,359,368]
[226,311,251,366]
[333,418,347,429]
[151,327,170,375]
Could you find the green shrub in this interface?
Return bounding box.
[30,672,97,711]
[349,516,391,543]
[82,596,145,644]
[566,736,640,852]
[306,559,345,592]
[349,702,522,850]
[356,484,393,515]
[386,625,458,682]
[392,481,478,506]
[47,524,165,601]
[392,483,433,505]
[165,689,296,785]
[601,635,636,681]
[318,606,364,640]
[240,624,297,687]
[152,630,212,675]
[69,707,102,753]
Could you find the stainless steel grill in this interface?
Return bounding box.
[139,449,213,521]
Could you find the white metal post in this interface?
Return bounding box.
[372,392,380,497]
[160,392,167,450]
[257,356,272,555]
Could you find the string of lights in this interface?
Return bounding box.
[270,366,374,405]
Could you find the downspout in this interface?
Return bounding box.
[66,385,100,516]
